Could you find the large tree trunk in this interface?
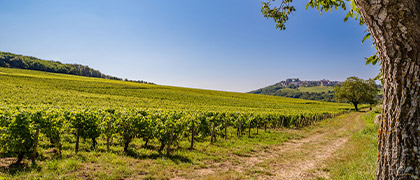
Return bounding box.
[354,0,420,179]
[352,102,359,111]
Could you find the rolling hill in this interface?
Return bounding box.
[249,82,336,102]
[0,67,350,114]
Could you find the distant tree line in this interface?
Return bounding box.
[123,78,155,84]
[0,51,154,84]
[249,85,282,95]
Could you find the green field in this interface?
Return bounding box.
[0,67,350,114]
[0,67,359,179]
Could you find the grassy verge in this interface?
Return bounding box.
[324,108,380,180]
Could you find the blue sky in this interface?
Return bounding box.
[0,0,379,92]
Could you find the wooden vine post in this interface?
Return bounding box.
[210,122,215,144]
[167,125,174,156]
[248,120,251,138]
[264,119,267,133]
[75,126,81,154]
[190,120,194,149]
[166,125,174,156]
[106,119,112,151]
[273,118,276,129]
[31,125,40,166]
[237,120,241,138]
[256,119,259,135]
[224,119,227,140]
[281,117,284,129]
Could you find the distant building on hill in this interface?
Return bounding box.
[276,78,341,88]
[320,79,341,86]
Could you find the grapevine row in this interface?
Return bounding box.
[0,106,350,164]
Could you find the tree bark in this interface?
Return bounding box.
[354,0,420,179]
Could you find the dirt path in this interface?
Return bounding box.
[171,112,365,180]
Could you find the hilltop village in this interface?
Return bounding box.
[275,78,341,88]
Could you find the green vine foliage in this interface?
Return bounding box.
[0,104,352,161]
[0,109,35,160]
[116,110,140,152]
[35,109,66,152]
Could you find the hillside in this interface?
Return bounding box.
[0,67,350,114]
[249,81,336,102]
[0,51,153,84]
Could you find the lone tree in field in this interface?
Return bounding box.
[334,76,378,111]
[261,0,420,179]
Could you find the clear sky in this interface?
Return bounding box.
[0,0,379,92]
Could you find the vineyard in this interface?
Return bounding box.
[0,67,357,179]
[0,105,349,162]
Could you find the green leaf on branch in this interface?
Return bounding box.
[365,53,380,66]
[362,33,371,43]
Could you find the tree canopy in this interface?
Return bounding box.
[334,77,378,111]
